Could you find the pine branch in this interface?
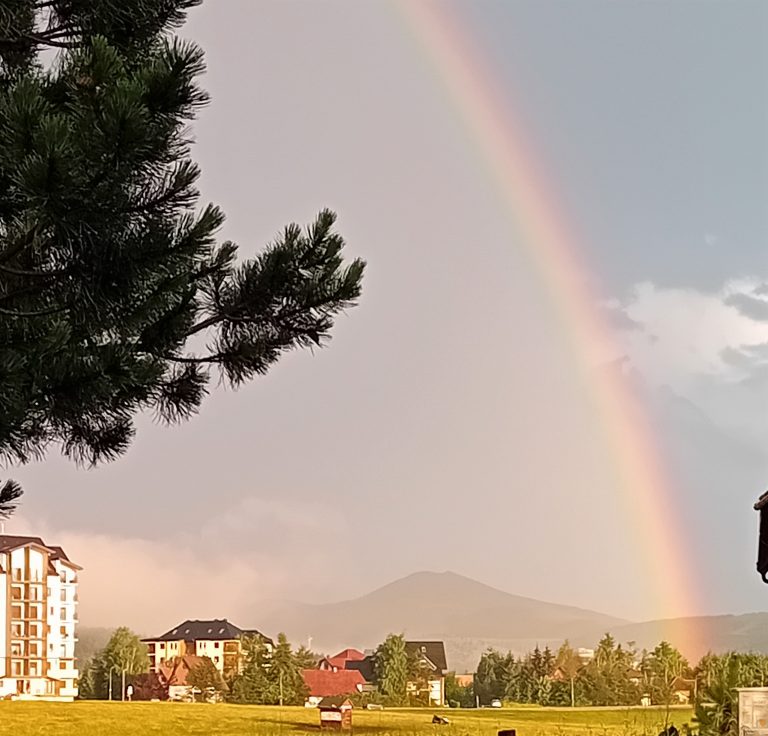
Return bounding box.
[0,479,22,519]
[0,304,66,317]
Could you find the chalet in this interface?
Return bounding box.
[405,641,448,706]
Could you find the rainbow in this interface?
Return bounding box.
[392,0,705,656]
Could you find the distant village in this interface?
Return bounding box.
[0,534,724,710]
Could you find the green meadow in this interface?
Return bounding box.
[0,702,694,736]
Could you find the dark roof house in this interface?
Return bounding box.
[405,641,448,673]
[144,619,272,644]
[344,655,376,683]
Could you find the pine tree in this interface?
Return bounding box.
[0,0,365,512]
[475,648,506,705]
[186,656,225,700]
[263,633,308,706]
[228,634,271,704]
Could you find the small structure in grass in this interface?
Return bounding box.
[319,696,353,731]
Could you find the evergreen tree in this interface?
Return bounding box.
[186,656,225,700]
[582,634,639,706]
[647,641,689,709]
[0,0,365,512]
[375,633,409,706]
[264,633,308,706]
[474,648,507,705]
[293,645,319,670]
[228,634,271,704]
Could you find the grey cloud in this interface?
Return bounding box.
[601,304,641,331]
[753,284,768,297]
[724,293,768,321]
[720,342,768,370]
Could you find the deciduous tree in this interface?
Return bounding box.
[375,633,409,706]
[555,641,582,708]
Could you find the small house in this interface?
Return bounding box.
[302,669,366,707]
[319,696,353,731]
[405,641,448,706]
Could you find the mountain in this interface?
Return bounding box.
[608,613,768,662]
[80,572,768,674]
[258,571,629,672]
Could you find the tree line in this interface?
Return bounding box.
[472,635,690,708]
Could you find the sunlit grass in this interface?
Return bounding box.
[0,701,694,736]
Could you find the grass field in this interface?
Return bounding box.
[0,702,695,736]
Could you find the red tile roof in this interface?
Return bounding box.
[158,655,207,687]
[324,648,366,670]
[302,669,366,698]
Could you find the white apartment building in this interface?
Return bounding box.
[143,619,273,677]
[0,535,81,701]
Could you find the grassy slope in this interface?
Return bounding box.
[0,702,694,736]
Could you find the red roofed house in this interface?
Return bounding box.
[302,669,366,707]
[158,655,207,701]
[319,649,366,672]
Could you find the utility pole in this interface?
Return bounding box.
[121,669,126,702]
[279,670,284,707]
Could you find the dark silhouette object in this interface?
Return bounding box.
[432,715,450,725]
[658,727,679,736]
[755,491,768,582]
[498,730,516,736]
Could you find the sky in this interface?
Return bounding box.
[8,0,768,633]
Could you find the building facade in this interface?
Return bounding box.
[0,535,81,701]
[143,619,272,678]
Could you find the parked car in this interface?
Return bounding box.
[490,699,502,708]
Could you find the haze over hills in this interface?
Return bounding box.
[257,572,768,673]
[257,571,629,671]
[78,572,768,673]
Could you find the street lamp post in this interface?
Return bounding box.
[108,665,119,701]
